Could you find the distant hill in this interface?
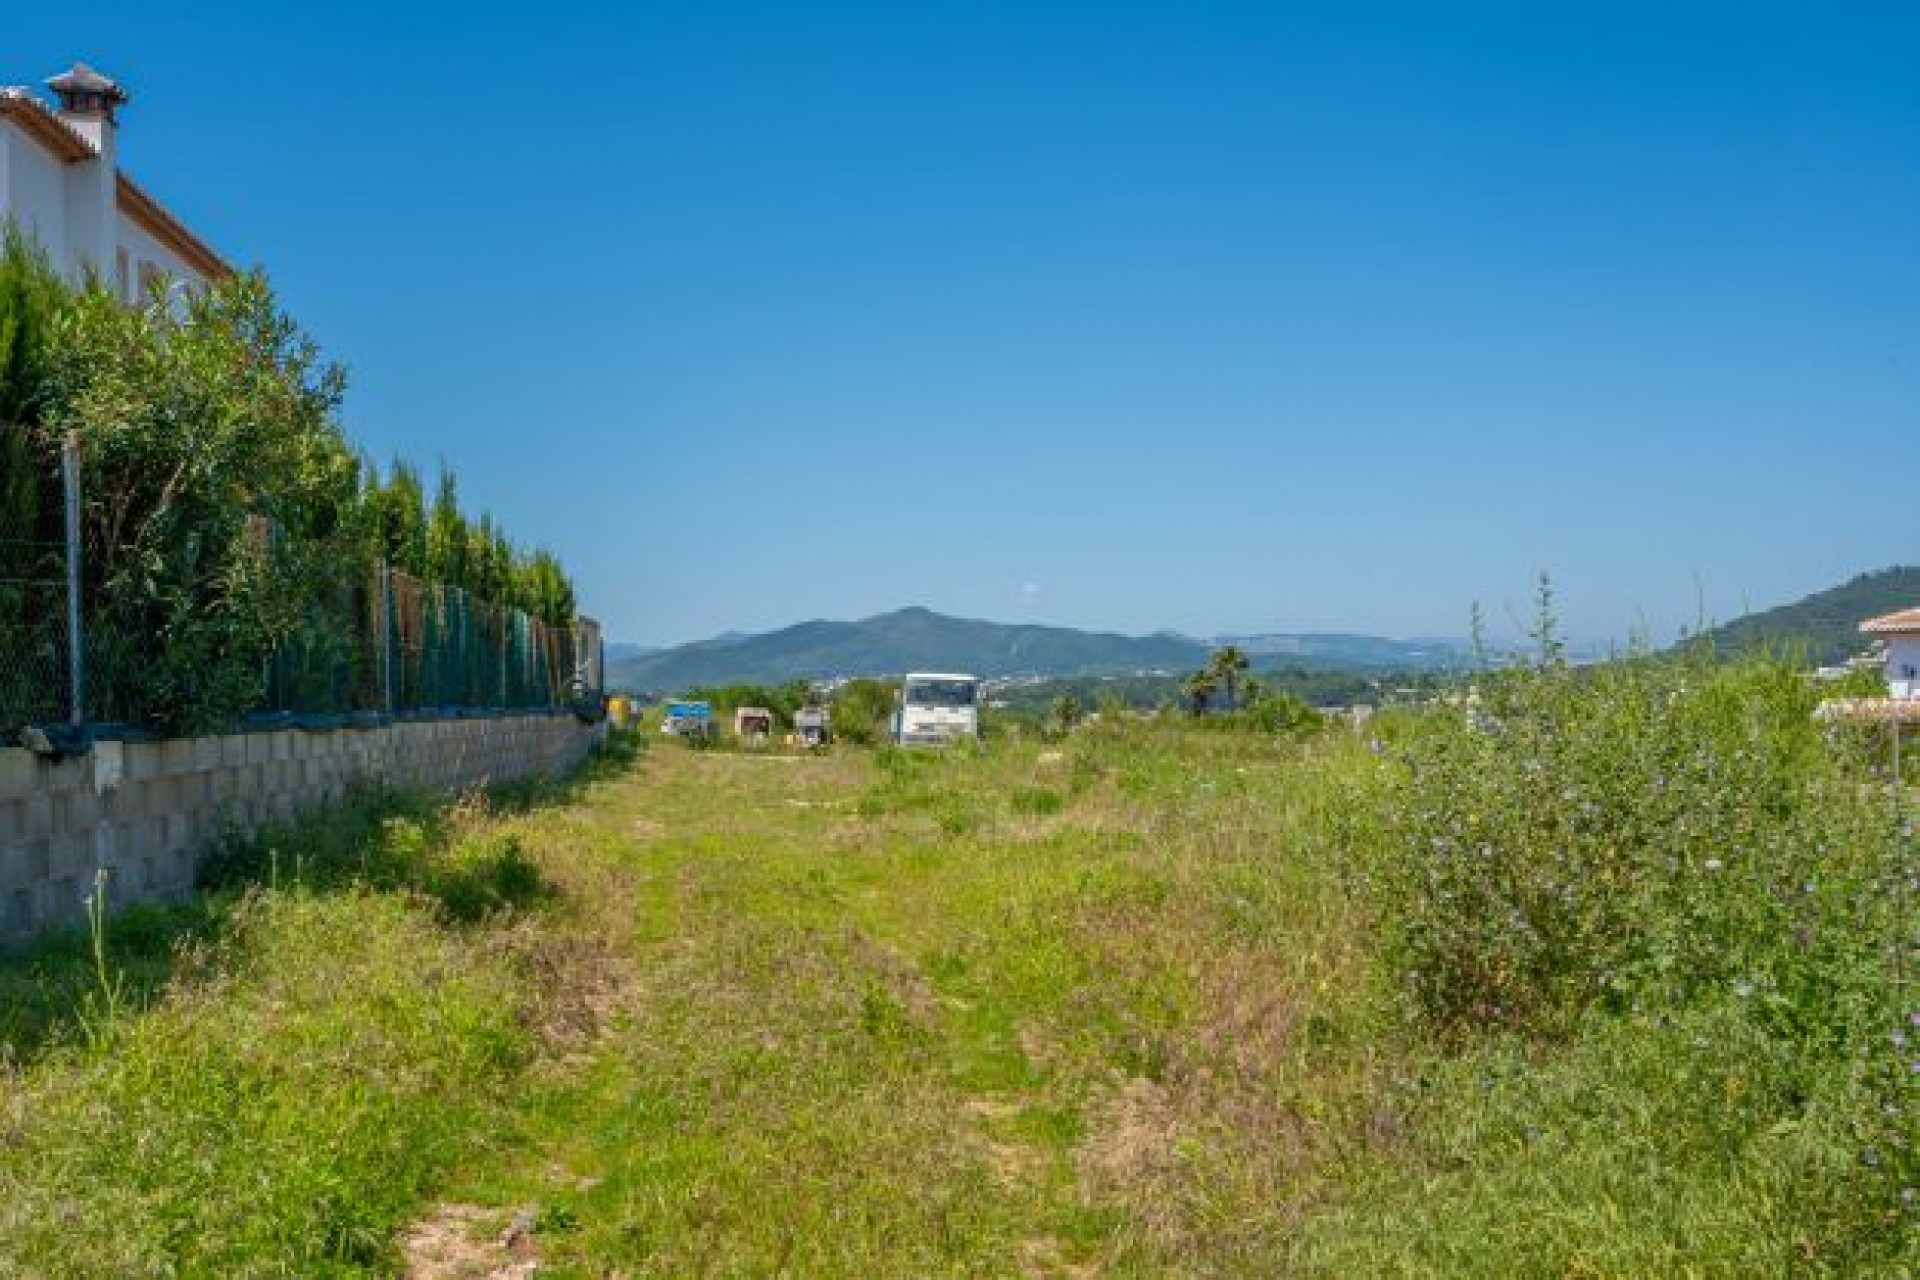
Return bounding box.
[1689,566,1920,666]
[607,607,1472,692]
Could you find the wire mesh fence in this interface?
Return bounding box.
[253,567,599,720]
[3,434,601,736]
[0,443,71,735]
[381,568,595,716]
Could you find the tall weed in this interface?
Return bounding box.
[1350,654,1915,1267]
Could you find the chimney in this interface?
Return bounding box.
[46,63,127,283]
[46,62,127,158]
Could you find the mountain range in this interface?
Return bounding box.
[604,566,1920,692]
[606,606,1473,692]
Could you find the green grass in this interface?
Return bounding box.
[431,726,1390,1276]
[0,678,1912,1276]
[0,888,528,1275]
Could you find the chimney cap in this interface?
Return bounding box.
[47,62,128,119]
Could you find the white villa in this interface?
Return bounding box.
[1861,608,1920,700]
[0,62,228,295]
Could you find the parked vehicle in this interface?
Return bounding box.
[893,673,981,746]
[734,706,775,741]
[661,699,713,740]
[795,703,831,748]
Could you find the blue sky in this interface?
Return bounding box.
[12,2,1918,645]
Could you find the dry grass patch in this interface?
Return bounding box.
[401,1203,538,1280]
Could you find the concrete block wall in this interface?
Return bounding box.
[0,713,606,942]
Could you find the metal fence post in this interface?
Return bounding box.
[379,560,395,715]
[60,433,83,728]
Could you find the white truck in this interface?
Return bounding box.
[893,672,982,746]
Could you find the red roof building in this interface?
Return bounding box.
[1859,608,1920,699]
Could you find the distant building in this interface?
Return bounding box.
[1861,608,1920,699]
[1,62,229,296]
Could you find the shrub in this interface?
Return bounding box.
[1232,691,1323,736]
[680,680,813,727]
[429,832,548,923]
[1353,653,1914,1260]
[833,678,898,745]
[1368,659,1892,1031]
[0,236,583,733]
[195,788,551,924]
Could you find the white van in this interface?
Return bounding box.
[894,673,981,746]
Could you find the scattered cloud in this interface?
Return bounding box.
[1020,581,1043,604]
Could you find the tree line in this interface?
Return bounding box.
[0,232,578,733]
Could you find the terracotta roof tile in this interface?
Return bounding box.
[1860,607,1920,634]
[0,87,96,161]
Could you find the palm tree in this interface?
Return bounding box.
[1183,670,1218,717]
[1208,644,1250,712]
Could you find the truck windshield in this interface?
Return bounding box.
[904,680,977,708]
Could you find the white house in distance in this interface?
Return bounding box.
[0,62,228,296]
[1861,608,1920,700]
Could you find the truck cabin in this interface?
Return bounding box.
[895,673,982,746]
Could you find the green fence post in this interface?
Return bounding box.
[380,561,395,715]
[60,433,83,727]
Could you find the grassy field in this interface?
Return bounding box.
[0,659,1912,1277]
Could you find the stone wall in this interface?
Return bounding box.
[0,713,606,942]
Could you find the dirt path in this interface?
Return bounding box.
[400,735,1358,1276]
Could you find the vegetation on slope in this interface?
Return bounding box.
[0,652,1912,1275]
[1689,564,1920,666]
[608,605,1470,692]
[990,665,1439,716]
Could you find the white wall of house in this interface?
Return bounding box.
[0,125,75,267]
[118,211,206,297]
[2,68,221,298]
[1886,634,1920,699]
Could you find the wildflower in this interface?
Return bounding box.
[1733,979,1755,999]
[1703,858,1723,873]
